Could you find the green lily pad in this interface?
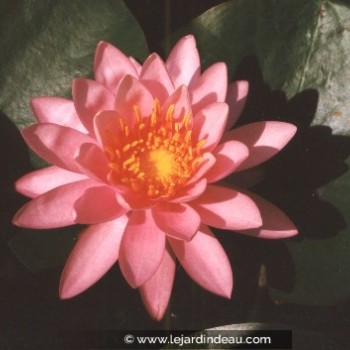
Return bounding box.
[1,0,149,272]
[173,0,350,305]
[0,0,148,130]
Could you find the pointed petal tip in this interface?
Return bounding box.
[119,211,166,288]
[283,228,299,238]
[236,190,299,239]
[59,280,84,300]
[12,205,29,228]
[221,288,233,300]
[237,80,249,95]
[58,269,89,300]
[95,40,111,54]
[179,34,195,43]
[274,121,297,138]
[11,212,20,227]
[59,279,76,300]
[215,275,233,299]
[139,247,175,321]
[142,301,167,321]
[152,308,166,321]
[287,122,297,136]
[185,34,195,45]
[58,288,70,300]
[30,97,40,113]
[252,227,299,240]
[96,40,106,47]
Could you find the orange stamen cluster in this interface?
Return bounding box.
[104,100,205,199]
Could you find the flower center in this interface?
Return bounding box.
[104,100,205,199]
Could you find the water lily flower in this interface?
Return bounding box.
[13,35,297,320]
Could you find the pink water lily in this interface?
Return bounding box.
[13,35,297,320]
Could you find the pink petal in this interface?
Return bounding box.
[74,186,127,224]
[93,110,122,148]
[190,62,228,114]
[169,225,233,298]
[237,191,298,239]
[205,140,249,183]
[119,210,166,288]
[129,56,142,75]
[152,203,200,241]
[12,179,99,228]
[191,185,262,230]
[224,121,297,171]
[161,85,191,121]
[139,246,175,321]
[75,143,110,182]
[22,124,96,173]
[59,215,128,299]
[15,166,87,198]
[114,75,154,122]
[166,35,200,88]
[31,97,87,133]
[171,178,207,203]
[72,78,115,134]
[140,53,174,103]
[192,102,229,151]
[94,41,137,93]
[226,81,249,129]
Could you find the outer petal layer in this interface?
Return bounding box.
[13,180,99,228]
[237,191,298,239]
[30,97,87,133]
[119,210,166,288]
[169,225,233,298]
[191,185,262,230]
[224,121,297,171]
[60,216,128,299]
[15,166,88,198]
[166,35,200,88]
[22,124,96,173]
[140,53,174,103]
[73,78,114,134]
[139,246,176,321]
[225,81,249,129]
[190,62,228,114]
[94,41,137,92]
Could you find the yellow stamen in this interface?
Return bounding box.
[104,99,206,199]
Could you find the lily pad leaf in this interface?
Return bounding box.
[0,0,149,131]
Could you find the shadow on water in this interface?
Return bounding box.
[233,55,350,241]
